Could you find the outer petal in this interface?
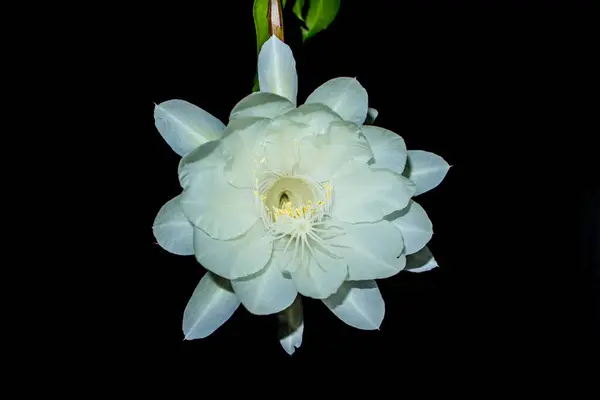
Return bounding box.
[154,100,225,156]
[221,117,272,188]
[305,77,368,125]
[405,150,450,196]
[282,103,342,135]
[290,246,348,299]
[231,249,297,315]
[365,107,379,124]
[327,220,406,280]
[178,140,226,189]
[387,200,433,255]
[193,221,273,280]
[229,92,295,121]
[182,272,240,340]
[180,167,259,240]
[322,280,385,330]
[362,126,408,175]
[332,163,416,223]
[152,195,194,255]
[277,296,303,356]
[296,121,372,182]
[258,35,298,105]
[405,246,439,273]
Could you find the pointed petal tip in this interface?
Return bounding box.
[269,33,283,42]
[258,33,298,105]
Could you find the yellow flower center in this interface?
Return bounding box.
[252,172,342,271]
[256,176,331,223]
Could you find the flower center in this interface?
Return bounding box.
[256,175,333,224]
[278,192,290,207]
[253,172,341,271]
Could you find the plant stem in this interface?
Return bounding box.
[268,0,284,42]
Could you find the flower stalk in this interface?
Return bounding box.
[268,0,285,42]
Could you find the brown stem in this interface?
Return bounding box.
[268,0,284,42]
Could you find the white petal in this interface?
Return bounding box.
[193,221,273,280]
[327,220,406,280]
[388,200,433,255]
[178,140,226,189]
[154,100,225,156]
[332,163,416,223]
[262,118,310,175]
[277,296,303,355]
[183,272,240,340]
[297,121,372,182]
[221,117,272,188]
[322,280,384,330]
[405,246,439,273]
[229,92,295,121]
[152,195,194,255]
[258,35,298,105]
[405,150,450,196]
[282,103,342,134]
[365,107,379,124]
[231,249,297,315]
[290,246,348,299]
[180,167,259,240]
[362,126,408,175]
[305,77,369,125]
[280,319,303,355]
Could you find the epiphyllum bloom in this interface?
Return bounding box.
[153,36,449,350]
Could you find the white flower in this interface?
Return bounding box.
[153,35,450,347]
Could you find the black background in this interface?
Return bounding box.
[123,0,597,378]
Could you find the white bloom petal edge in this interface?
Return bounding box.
[152,195,194,256]
[332,163,416,223]
[405,246,439,273]
[229,92,295,121]
[183,272,240,340]
[280,319,304,355]
[231,249,297,315]
[193,222,273,280]
[362,125,408,175]
[282,103,342,134]
[365,107,379,124]
[387,200,433,255]
[290,251,348,300]
[405,150,451,196]
[327,219,406,280]
[297,121,373,182]
[323,280,385,330]
[178,140,226,189]
[154,99,225,157]
[258,35,298,106]
[277,296,304,356]
[222,117,273,188]
[305,77,369,125]
[181,167,259,240]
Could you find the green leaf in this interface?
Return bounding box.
[293,0,306,22]
[301,0,341,41]
[252,0,289,92]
